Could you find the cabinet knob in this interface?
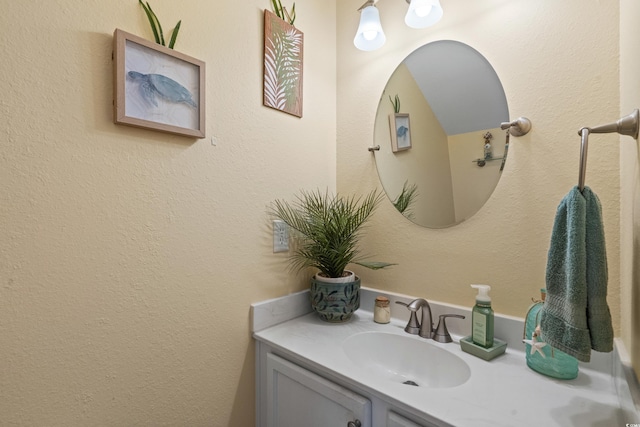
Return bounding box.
[347,420,361,427]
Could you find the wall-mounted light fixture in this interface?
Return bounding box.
[353,0,443,51]
[353,0,387,51]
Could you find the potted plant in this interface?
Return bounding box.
[270,189,394,322]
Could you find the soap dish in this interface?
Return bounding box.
[460,336,507,361]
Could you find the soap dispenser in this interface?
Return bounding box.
[470,284,494,348]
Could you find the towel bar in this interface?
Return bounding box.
[577,109,639,191]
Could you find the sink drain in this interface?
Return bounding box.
[402,380,419,387]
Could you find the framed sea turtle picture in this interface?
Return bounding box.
[389,113,411,152]
[113,29,205,138]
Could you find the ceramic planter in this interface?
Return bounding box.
[310,272,361,322]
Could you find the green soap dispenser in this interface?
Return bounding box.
[471,284,494,348]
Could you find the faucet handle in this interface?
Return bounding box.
[433,314,465,343]
[395,301,421,335]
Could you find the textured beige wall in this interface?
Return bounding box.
[1,2,637,424]
[337,0,622,332]
[0,1,335,425]
[620,0,640,373]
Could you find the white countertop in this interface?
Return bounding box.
[253,295,627,427]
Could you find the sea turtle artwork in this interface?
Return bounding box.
[128,71,197,108]
[396,125,409,139]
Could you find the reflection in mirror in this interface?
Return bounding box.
[373,40,509,228]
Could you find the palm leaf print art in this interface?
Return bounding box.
[263,10,303,117]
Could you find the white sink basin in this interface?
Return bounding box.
[342,331,470,389]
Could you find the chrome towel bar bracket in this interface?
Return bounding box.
[577,109,639,139]
[577,109,639,191]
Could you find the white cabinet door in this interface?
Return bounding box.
[266,353,371,427]
[387,411,427,427]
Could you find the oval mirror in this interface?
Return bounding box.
[373,40,509,228]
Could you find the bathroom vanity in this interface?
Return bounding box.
[253,288,638,427]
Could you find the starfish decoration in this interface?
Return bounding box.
[523,334,547,358]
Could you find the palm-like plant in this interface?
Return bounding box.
[138,0,181,49]
[389,94,401,114]
[270,189,394,278]
[271,0,296,25]
[393,181,418,219]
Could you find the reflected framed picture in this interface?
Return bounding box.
[113,29,205,138]
[389,113,411,152]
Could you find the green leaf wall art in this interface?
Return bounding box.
[263,10,304,117]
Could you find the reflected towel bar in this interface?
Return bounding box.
[577,109,639,192]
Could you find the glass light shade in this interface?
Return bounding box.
[353,5,386,51]
[405,0,443,29]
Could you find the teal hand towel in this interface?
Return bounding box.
[583,187,614,353]
[540,186,613,362]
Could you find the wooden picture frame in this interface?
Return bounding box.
[263,10,304,118]
[389,113,412,152]
[113,29,205,138]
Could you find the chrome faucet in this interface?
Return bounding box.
[396,298,433,339]
[396,299,466,342]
